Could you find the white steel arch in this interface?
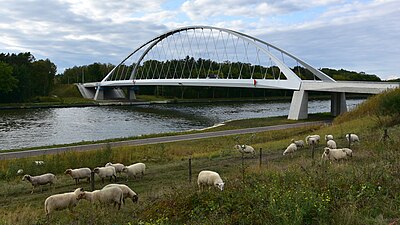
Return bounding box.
[99,26,335,91]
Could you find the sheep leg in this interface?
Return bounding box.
[31,186,34,194]
[75,178,78,185]
[113,175,117,182]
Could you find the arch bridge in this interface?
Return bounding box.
[79,26,399,120]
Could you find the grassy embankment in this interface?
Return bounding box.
[1,89,399,224]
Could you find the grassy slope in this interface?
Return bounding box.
[1,90,400,224]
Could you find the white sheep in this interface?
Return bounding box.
[34,160,44,166]
[321,147,352,161]
[103,184,138,204]
[122,163,146,180]
[44,187,85,218]
[291,139,305,148]
[93,167,117,183]
[307,137,318,147]
[306,135,320,145]
[105,162,125,174]
[82,186,124,210]
[233,144,256,156]
[65,168,91,185]
[326,140,337,149]
[197,170,224,191]
[283,143,297,155]
[346,133,360,143]
[17,169,24,175]
[325,135,334,141]
[22,173,56,194]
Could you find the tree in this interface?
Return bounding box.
[0,61,18,94]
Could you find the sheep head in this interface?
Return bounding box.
[22,175,31,181]
[132,195,139,203]
[74,188,85,200]
[216,182,224,191]
[65,169,72,175]
[93,168,100,173]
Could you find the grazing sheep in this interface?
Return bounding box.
[342,148,353,157]
[83,186,124,210]
[233,144,256,156]
[306,135,320,145]
[307,137,318,147]
[346,134,360,143]
[197,170,224,191]
[321,147,352,161]
[283,143,297,155]
[326,140,337,149]
[44,187,85,218]
[325,135,334,141]
[65,168,91,185]
[291,139,305,148]
[17,169,24,175]
[22,173,56,194]
[34,160,44,166]
[93,167,117,183]
[103,184,138,204]
[122,163,146,180]
[105,162,125,174]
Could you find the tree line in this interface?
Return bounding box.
[0,52,384,103]
[0,53,56,103]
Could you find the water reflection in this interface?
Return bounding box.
[0,99,363,150]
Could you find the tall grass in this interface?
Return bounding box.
[1,88,400,224]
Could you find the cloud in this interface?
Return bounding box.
[0,0,398,80]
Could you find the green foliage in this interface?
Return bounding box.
[0,52,57,103]
[0,61,18,94]
[321,68,381,81]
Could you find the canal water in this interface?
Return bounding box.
[0,99,363,150]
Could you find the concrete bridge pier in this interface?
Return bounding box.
[128,87,136,100]
[94,86,104,100]
[331,92,347,116]
[288,90,309,120]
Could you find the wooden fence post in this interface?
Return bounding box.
[348,133,352,148]
[259,148,262,168]
[90,171,95,191]
[188,157,192,184]
[241,153,245,183]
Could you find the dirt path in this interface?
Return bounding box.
[0,121,328,160]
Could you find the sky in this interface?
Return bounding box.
[0,0,399,80]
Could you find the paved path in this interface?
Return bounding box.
[0,121,327,160]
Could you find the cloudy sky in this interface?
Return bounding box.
[0,0,399,80]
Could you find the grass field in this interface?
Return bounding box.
[0,89,399,224]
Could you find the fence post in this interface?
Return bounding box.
[188,157,192,184]
[241,153,245,183]
[348,133,352,148]
[311,143,315,165]
[90,171,95,191]
[259,148,262,168]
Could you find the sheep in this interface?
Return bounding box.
[17,169,24,175]
[283,143,297,156]
[44,187,85,218]
[93,167,117,183]
[82,186,124,210]
[122,163,146,180]
[307,137,318,147]
[105,162,125,174]
[346,133,360,143]
[233,144,256,157]
[65,168,91,185]
[321,147,352,161]
[34,160,44,166]
[22,173,56,194]
[306,135,320,145]
[291,139,305,148]
[103,184,138,204]
[197,170,224,191]
[326,139,337,149]
[325,135,334,141]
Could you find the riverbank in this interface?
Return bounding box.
[0,93,369,110]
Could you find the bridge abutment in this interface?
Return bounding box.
[288,90,309,120]
[331,92,347,116]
